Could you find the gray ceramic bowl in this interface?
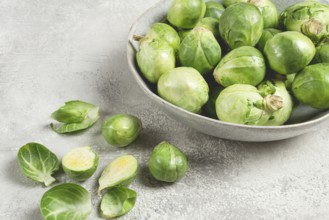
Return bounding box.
[127,0,329,142]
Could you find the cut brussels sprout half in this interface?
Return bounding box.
[102,114,142,147]
[17,142,59,186]
[98,155,138,194]
[50,100,99,133]
[40,183,91,220]
[62,146,99,181]
[148,141,188,182]
[100,186,137,218]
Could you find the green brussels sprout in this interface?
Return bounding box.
[258,81,293,125]
[102,114,142,147]
[205,1,225,20]
[264,31,316,75]
[167,0,206,29]
[62,146,99,181]
[213,46,265,87]
[312,42,329,64]
[279,1,329,44]
[179,27,221,75]
[145,23,180,53]
[40,183,91,220]
[50,100,99,133]
[285,73,296,90]
[224,0,278,28]
[216,84,283,125]
[256,28,282,51]
[148,141,188,182]
[292,63,329,110]
[17,142,59,186]
[158,67,209,113]
[178,17,220,41]
[219,3,264,49]
[203,85,224,119]
[98,155,138,194]
[100,186,137,218]
[136,38,175,83]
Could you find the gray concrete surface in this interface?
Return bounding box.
[1,0,329,219]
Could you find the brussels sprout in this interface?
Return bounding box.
[264,31,316,75]
[205,1,225,20]
[158,67,209,113]
[62,146,99,181]
[98,155,138,194]
[40,183,91,220]
[256,28,282,51]
[259,81,293,125]
[224,0,278,28]
[178,17,220,41]
[312,42,329,64]
[284,73,296,90]
[292,63,329,110]
[136,38,175,84]
[17,142,59,186]
[219,3,263,49]
[50,100,99,134]
[280,1,329,44]
[179,27,221,75]
[144,23,180,53]
[203,85,224,119]
[102,114,142,147]
[167,0,206,29]
[100,186,137,218]
[148,141,188,182]
[213,46,265,87]
[216,84,283,125]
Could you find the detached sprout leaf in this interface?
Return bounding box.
[40,183,91,220]
[100,186,137,218]
[50,100,99,133]
[17,142,59,186]
[98,155,138,195]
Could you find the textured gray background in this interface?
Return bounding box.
[1,0,329,219]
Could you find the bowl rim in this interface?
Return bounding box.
[126,0,329,130]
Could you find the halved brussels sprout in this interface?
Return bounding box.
[157,67,209,113]
[100,186,137,218]
[179,27,221,75]
[50,100,99,133]
[259,81,293,125]
[167,0,206,29]
[280,1,329,44]
[216,84,283,125]
[62,146,99,181]
[144,23,180,53]
[102,114,142,147]
[292,63,329,110]
[136,38,175,83]
[98,155,138,194]
[256,28,282,51]
[213,46,265,87]
[148,141,188,182]
[264,31,315,75]
[219,3,263,49]
[205,1,225,20]
[40,183,91,220]
[17,142,59,186]
[312,41,329,64]
[224,0,278,28]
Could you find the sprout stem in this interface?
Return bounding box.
[43,176,56,187]
[264,95,283,113]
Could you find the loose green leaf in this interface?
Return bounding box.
[98,155,138,195]
[40,183,91,220]
[100,186,137,218]
[17,142,59,186]
[50,100,99,133]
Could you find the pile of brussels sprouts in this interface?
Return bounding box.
[17,100,188,220]
[136,0,329,126]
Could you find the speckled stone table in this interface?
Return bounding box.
[1,0,329,219]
